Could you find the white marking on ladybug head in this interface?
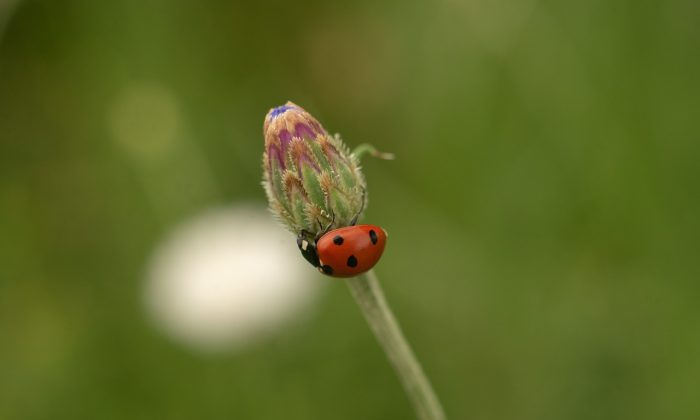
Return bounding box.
[301,240,309,251]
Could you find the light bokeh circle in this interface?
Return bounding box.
[144,205,323,352]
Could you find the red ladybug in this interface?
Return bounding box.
[297,224,387,278]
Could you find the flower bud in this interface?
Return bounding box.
[262,102,366,236]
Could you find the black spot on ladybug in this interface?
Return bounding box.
[321,265,334,275]
[369,230,378,245]
[333,235,344,245]
[347,255,358,267]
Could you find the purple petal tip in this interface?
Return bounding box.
[268,104,293,120]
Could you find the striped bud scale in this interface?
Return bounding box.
[262,102,366,236]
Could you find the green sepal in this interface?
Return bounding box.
[301,164,326,212]
[307,140,333,174]
[270,158,288,213]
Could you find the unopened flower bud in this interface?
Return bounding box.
[262,102,366,236]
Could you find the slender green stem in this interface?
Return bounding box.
[352,143,395,161]
[346,270,446,420]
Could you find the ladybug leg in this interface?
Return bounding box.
[319,193,335,235]
[316,210,336,241]
[349,187,366,226]
[317,192,336,241]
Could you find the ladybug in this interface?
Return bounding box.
[297,224,387,278]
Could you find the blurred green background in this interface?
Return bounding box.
[1,0,699,419]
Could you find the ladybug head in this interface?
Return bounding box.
[296,231,320,268]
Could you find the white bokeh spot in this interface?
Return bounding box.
[144,204,323,352]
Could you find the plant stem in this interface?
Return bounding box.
[346,270,446,420]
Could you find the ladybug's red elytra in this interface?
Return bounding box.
[297,224,387,278]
